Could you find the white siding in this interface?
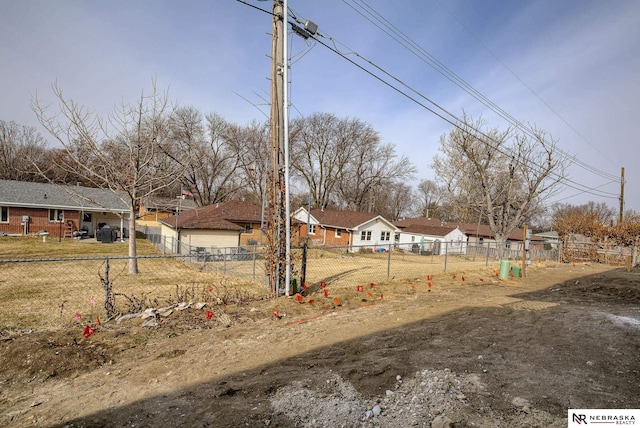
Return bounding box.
[157,226,240,254]
[159,223,179,253]
[443,229,467,254]
[181,229,240,249]
[396,227,468,254]
[352,219,397,249]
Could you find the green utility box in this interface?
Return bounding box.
[511,265,522,278]
[499,260,510,279]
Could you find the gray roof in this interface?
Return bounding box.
[0,180,130,213]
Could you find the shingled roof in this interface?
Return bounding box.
[458,224,544,241]
[309,208,381,229]
[395,217,445,228]
[0,179,129,213]
[399,224,460,236]
[395,216,543,241]
[161,200,263,230]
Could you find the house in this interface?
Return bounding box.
[293,207,400,250]
[395,217,445,229]
[394,222,468,255]
[459,223,546,252]
[0,179,130,239]
[535,231,560,249]
[158,200,266,254]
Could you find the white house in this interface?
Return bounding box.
[293,207,400,250]
[395,223,468,255]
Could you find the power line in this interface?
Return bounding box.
[311,32,618,200]
[431,0,619,170]
[341,0,620,183]
[235,0,619,201]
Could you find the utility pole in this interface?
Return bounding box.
[266,1,316,296]
[619,166,625,224]
[267,0,288,295]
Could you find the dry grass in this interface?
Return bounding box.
[0,237,503,331]
[0,237,266,330]
[0,235,160,259]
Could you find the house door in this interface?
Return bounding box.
[81,213,94,237]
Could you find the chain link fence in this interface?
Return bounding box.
[0,239,566,331]
[561,240,637,266]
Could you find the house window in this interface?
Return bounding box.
[49,209,64,222]
[241,223,253,234]
[335,229,341,238]
[394,233,400,242]
[0,206,8,223]
[309,224,316,235]
[83,213,92,223]
[380,231,390,241]
[505,241,511,249]
[411,236,415,242]
[478,237,484,245]
[360,230,372,241]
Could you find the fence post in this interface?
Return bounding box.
[485,242,490,266]
[444,241,448,272]
[558,242,562,263]
[223,247,227,275]
[252,245,257,281]
[387,243,392,280]
[103,257,114,318]
[300,242,308,287]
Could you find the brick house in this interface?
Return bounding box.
[0,179,130,239]
[293,207,400,250]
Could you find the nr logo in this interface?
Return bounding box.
[573,413,588,424]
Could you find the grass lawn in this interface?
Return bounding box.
[0,236,160,259]
[0,237,266,330]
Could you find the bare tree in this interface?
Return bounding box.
[433,115,567,258]
[337,140,416,212]
[39,146,95,185]
[290,113,416,211]
[551,201,616,237]
[415,179,447,219]
[290,113,351,208]
[173,110,245,206]
[371,181,414,221]
[0,120,49,181]
[32,81,184,273]
[229,119,270,203]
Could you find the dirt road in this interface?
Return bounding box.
[1,262,639,427]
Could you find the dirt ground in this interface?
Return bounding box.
[1,262,639,427]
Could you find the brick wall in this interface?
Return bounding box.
[0,207,80,238]
[298,224,351,247]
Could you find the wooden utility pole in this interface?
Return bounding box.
[619,166,625,224]
[267,0,287,295]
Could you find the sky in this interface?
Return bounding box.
[1,0,639,214]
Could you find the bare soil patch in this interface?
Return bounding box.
[1,262,639,427]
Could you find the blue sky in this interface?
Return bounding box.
[1,0,639,213]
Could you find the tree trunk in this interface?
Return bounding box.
[128,210,138,274]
